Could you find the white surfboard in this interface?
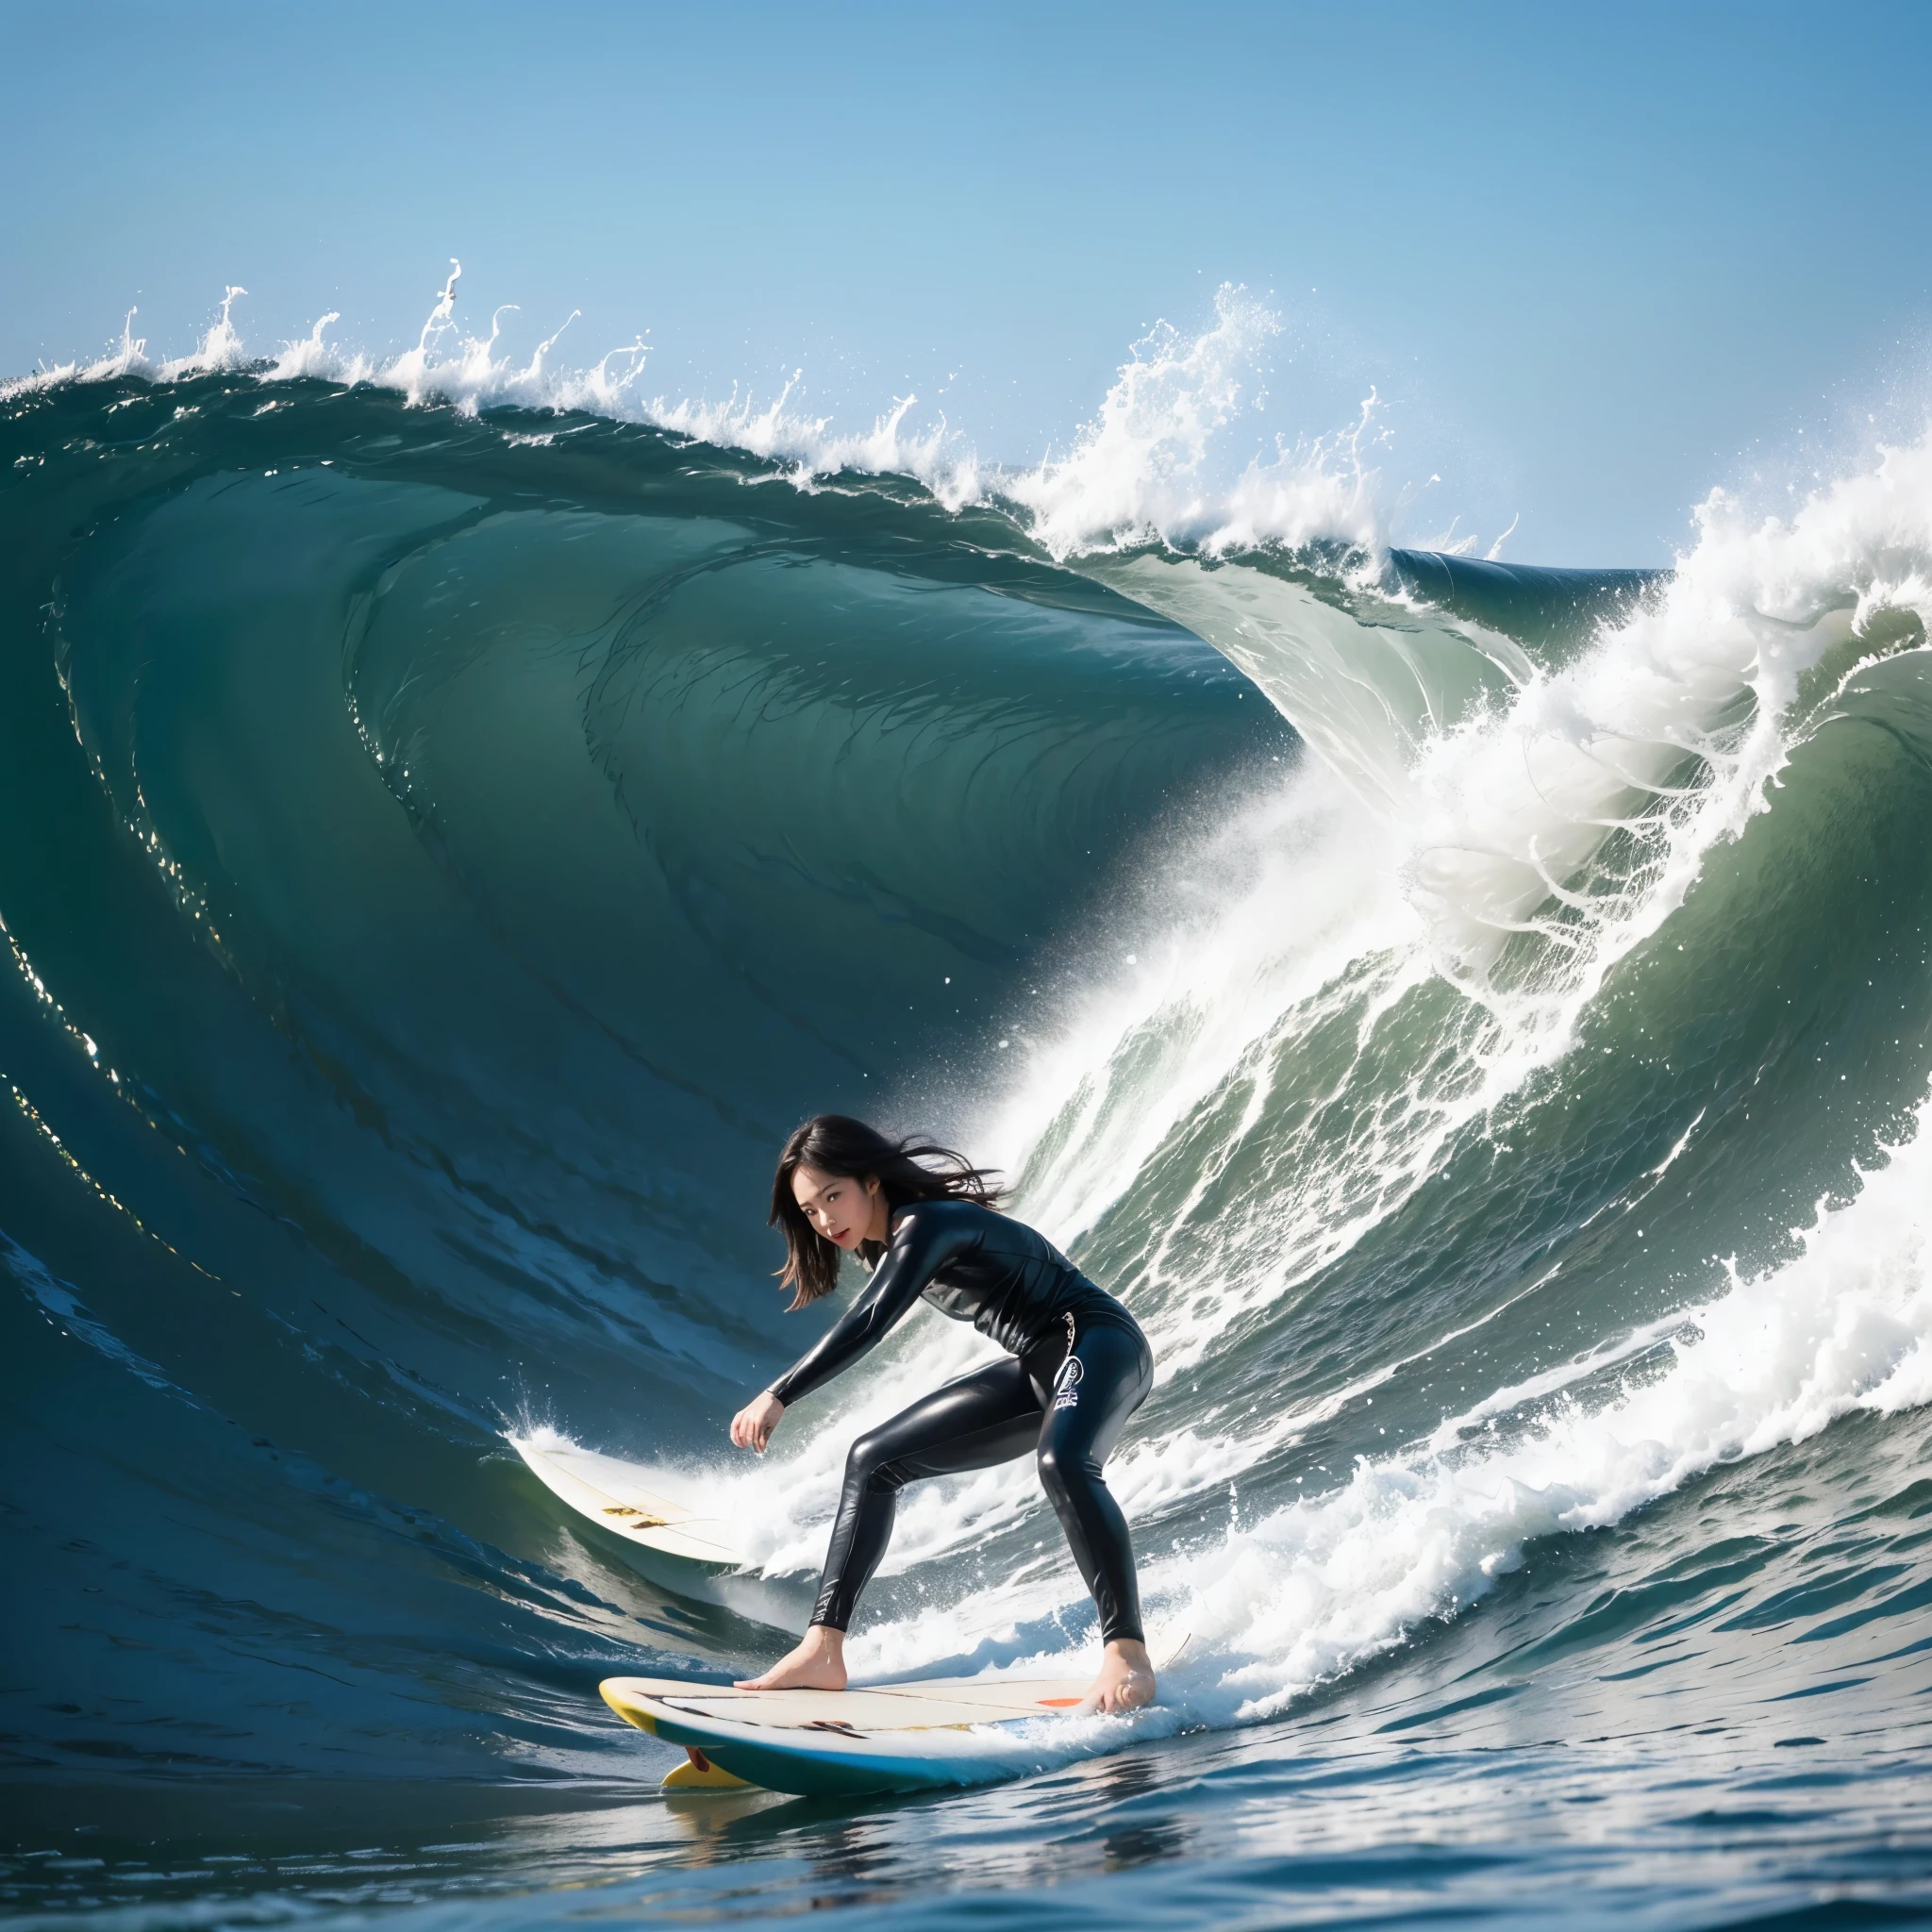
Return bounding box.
[603,1638,1188,1798]
[602,1673,1098,1796]
[509,1435,808,1629]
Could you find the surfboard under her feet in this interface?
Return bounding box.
[601,1660,1178,1799]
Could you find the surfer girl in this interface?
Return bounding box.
[729,1115,1158,1713]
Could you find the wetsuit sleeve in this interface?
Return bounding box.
[766,1208,974,1407]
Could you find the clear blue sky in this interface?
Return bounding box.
[7,0,1929,563]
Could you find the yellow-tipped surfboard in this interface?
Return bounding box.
[602,1672,1101,1797]
[603,1636,1188,1798]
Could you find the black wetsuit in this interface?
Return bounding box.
[767,1198,1153,1642]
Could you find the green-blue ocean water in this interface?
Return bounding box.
[3,364,1931,1930]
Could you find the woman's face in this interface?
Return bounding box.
[791,1165,885,1251]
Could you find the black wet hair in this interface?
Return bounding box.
[769,1114,1004,1308]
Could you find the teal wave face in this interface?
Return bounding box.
[0,370,1279,1784]
[4,369,1932,1930]
[22,376,1271,1327]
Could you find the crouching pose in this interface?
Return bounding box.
[729,1114,1157,1713]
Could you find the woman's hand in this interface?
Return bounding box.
[731,1391,786,1454]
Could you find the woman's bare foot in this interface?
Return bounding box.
[735,1624,847,1691]
[1079,1638,1156,1715]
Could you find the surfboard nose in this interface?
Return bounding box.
[601,1676,659,1733]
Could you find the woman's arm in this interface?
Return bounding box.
[764,1206,974,1409]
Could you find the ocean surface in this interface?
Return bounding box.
[4,294,1932,1929]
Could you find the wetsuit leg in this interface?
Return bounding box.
[812,1357,1043,1631]
[1034,1323,1155,1645]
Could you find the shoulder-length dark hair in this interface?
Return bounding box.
[769,1114,1004,1309]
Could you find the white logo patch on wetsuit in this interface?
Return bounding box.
[1053,1353,1083,1410]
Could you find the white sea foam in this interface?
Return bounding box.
[158,285,251,381]
[3,274,1401,549]
[1397,446,1932,983]
[1002,284,1385,559]
[8,288,259,395]
[1164,1081,1932,1721]
[0,271,992,510]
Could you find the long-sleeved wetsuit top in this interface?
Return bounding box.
[767,1199,1136,1408]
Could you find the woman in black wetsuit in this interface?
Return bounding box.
[728,1115,1158,1713]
